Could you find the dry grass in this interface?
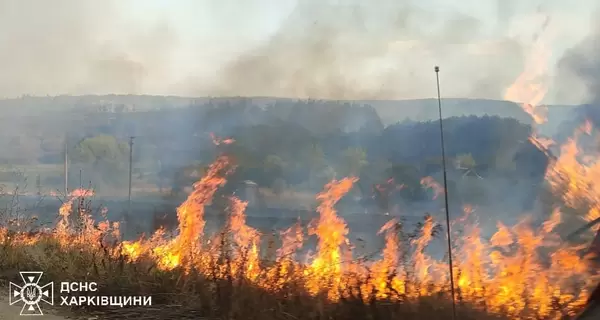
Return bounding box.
[0,235,505,320]
[0,183,590,320]
[0,191,509,320]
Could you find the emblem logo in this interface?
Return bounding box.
[9,271,54,316]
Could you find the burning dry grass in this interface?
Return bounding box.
[0,196,497,319]
[0,127,600,319]
[3,22,596,318]
[0,165,593,319]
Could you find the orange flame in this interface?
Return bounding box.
[2,130,599,319]
[210,132,235,146]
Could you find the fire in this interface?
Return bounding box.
[52,188,120,249]
[504,14,556,158]
[503,41,549,125]
[210,132,235,146]
[421,176,444,200]
[121,154,233,271]
[544,121,600,233]
[497,15,600,316]
[304,177,356,300]
[1,131,599,319]
[410,214,446,294]
[227,196,261,281]
[369,218,404,299]
[277,218,304,262]
[501,19,600,313]
[504,13,553,127]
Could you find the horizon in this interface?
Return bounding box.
[0,94,587,108]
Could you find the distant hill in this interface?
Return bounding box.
[0,94,197,114]
[0,94,578,125]
[0,94,583,167]
[0,94,585,208]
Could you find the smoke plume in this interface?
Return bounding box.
[0,0,177,98]
[1,0,593,102]
[553,9,600,129]
[555,21,600,105]
[207,0,525,100]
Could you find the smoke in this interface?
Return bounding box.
[551,4,600,132]
[1,0,593,102]
[206,0,525,100]
[0,0,178,98]
[555,21,600,105]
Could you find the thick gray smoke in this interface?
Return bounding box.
[551,8,600,138]
[555,20,600,105]
[208,0,525,100]
[1,0,592,102]
[0,0,177,98]
[0,0,531,100]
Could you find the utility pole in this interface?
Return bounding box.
[36,174,41,198]
[64,136,68,196]
[435,66,457,320]
[128,136,134,218]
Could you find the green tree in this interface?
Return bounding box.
[264,154,286,176]
[301,143,327,188]
[70,135,129,186]
[71,135,128,165]
[387,164,425,202]
[455,153,475,169]
[262,154,288,188]
[170,161,206,198]
[338,147,368,177]
[455,153,482,178]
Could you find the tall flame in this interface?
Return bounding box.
[1,130,599,319]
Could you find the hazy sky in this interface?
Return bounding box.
[0,0,598,104]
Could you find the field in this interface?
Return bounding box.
[0,163,165,198]
[0,150,598,320]
[0,107,598,319]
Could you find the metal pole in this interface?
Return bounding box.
[64,137,68,196]
[128,136,134,217]
[435,66,458,319]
